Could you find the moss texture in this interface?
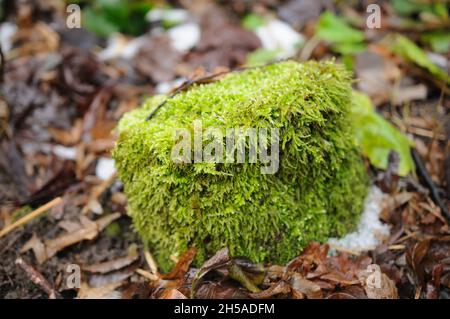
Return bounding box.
[113,60,369,271]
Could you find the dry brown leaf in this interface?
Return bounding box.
[248,280,291,299]
[162,247,196,280]
[20,234,47,264]
[77,282,123,299]
[358,264,398,299]
[82,252,139,274]
[160,288,188,299]
[290,273,323,299]
[21,213,120,263]
[380,192,414,222]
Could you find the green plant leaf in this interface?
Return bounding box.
[316,11,365,44]
[422,31,450,53]
[83,0,152,37]
[387,34,449,83]
[242,13,265,31]
[351,91,414,176]
[84,7,119,38]
[246,48,282,66]
[316,11,366,55]
[391,0,449,19]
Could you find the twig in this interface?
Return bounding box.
[135,268,159,281]
[0,43,4,84]
[144,250,159,276]
[411,149,450,223]
[15,257,60,299]
[0,197,62,238]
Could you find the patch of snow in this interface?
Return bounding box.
[146,8,189,25]
[255,19,304,58]
[98,33,147,61]
[328,186,390,253]
[53,145,77,160]
[0,22,17,53]
[168,23,200,53]
[155,77,186,94]
[95,157,116,181]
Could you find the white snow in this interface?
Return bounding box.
[0,22,17,53]
[98,33,147,61]
[95,157,116,181]
[146,8,189,25]
[168,23,200,53]
[328,186,390,253]
[52,145,77,160]
[255,19,304,58]
[155,77,186,94]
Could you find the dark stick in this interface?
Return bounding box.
[0,43,4,84]
[15,257,60,299]
[411,148,450,222]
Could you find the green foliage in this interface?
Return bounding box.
[387,34,449,83]
[391,0,449,19]
[12,205,33,222]
[422,31,450,53]
[113,61,369,271]
[242,13,265,31]
[245,48,282,66]
[83,0,152,37]
[105,221,121,237]
[351,91,414,176]
[316,11,366,55]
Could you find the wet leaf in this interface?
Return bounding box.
[387,34,449,83]
[162,247,196,280]
[192,247,230,296]
[248,280,291,299]
[316,11,366,54]
[228,262,261,293]
[290,273,323,299]
[351,91,415,176]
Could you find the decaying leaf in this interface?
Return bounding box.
[290,273,323,299]
[77,282,123,299]
[162,247,196,280]
[82,252,139,274]
[358,264,398,299]
[21,213,121,263]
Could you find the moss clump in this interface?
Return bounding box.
[113,60,369,271]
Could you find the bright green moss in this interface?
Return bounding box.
[113,60,369,271]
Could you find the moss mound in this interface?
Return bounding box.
[113,60,369,271]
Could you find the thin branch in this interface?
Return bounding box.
[0,197,62,238]
[15,258,60,299]
[411,149,450,223]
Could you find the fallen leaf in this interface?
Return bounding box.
[357,264,398,299]
[21,213,121,263]
[162,247,196,280]
[248,280,291,299]
[77,282,123,299]
[160,288,188,299]
[290,273,323,299]
[82,252,139,274]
